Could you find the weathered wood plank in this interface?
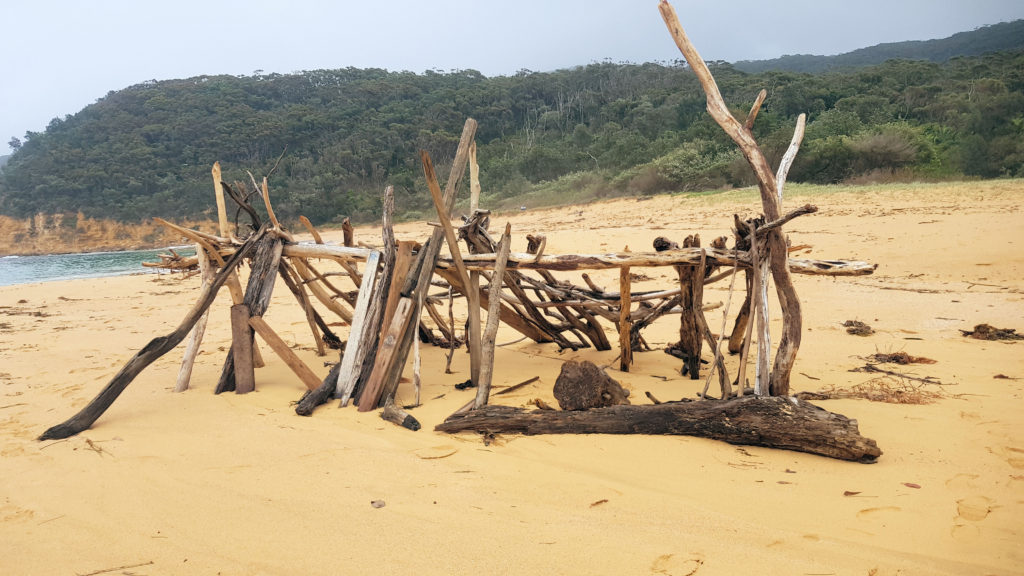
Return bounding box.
[249,315,322,391]
[333,251,381,402]
[231,304,256,394]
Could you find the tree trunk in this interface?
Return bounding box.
[436,396,881,463]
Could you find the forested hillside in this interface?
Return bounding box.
[2,48,1022,227]
[734,20,1024,73]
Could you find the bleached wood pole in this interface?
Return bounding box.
[469,140,481,213]
[776,114,807,203]
[260,176,282,230]
[298,215,324,244]
[212,162,231,240]
[334,251,381,402]
[175,243,214,392]
[659,0,804,395]
[468,141,483,384]
[474,223,513,409]
[209,163,262,366]
[619,267,633,372]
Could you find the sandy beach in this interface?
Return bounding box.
[1,180,1022,575]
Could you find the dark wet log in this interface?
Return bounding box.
[436,396,882,463]
[39,230,264,440]
[381,398,421,431]
[295,359,342,416]
[215,233,284,394]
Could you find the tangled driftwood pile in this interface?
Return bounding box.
[40,0,882,462]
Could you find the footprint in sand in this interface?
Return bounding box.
[650,553,704,575]
[944,473,979,490]
[956,496,996,522]
[0,504,35,523]
[986,445,1024,469]
[1,443,26,457]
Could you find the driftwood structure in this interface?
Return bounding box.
[39,1,882,462]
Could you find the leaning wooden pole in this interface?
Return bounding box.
[39,230,264,440]
[474,223,512,409]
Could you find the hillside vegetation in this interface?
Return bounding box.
[1,31,1022,232]
[734,20,1024,73]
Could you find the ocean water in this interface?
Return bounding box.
[0,246,196,287]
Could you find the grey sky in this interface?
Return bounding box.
[4,0,1023,149]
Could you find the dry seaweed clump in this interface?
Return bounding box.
[960,324,1023,341]
[802,378,943,405]
[869,352,936,365]
[844,320,874,336]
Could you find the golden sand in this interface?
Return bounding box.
[1,181,1022,575]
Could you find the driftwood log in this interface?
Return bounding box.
[436,396,881,463]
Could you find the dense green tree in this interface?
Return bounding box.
[1,46,1022,226]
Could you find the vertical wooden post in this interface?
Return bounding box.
[468,140,482,385]
[231,303,255,394]
[210,162,263,367]
[474,223,513,409]
[619,266,632,372]
[752,227,771,396]
[678,236,702,379]
[212,162,230,241]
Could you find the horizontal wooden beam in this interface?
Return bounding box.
[147,241,875,278]
[438,248,877,276]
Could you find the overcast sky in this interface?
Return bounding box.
[4,0,1023,150]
